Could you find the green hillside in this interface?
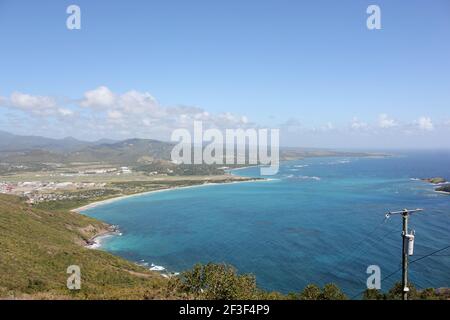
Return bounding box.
[0,193,285,300]
[67,139,174,164]
[0,194,182,299]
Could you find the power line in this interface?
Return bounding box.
[378,244,450,286]
[409,245,450,264]
[413,254,450,257]
[313,215,392,286]
[314,216,403,291]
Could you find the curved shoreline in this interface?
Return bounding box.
[72,177,267,214]
[75,175,270,270]
[86,231,119,249]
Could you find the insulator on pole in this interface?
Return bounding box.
[406,232,415,256]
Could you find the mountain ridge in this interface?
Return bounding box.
[0,130,384,167]
[0,130,114,153]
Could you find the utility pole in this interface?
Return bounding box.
[401,209,409,301]
[385,208,423,300]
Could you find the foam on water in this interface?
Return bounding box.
[86,234,115,249]
[150,263,166,271]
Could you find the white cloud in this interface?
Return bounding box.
[0,91,76,119]
[0,92,75,118]
[378,114,397,128]
[215,112,249,127]
[9,91,58,115]
[107,110,123,120]
[416,116,434,131]
[80,87,163,116]
[142,118,153,126]
[81,86,116,108]
[350,117,368,130]
[58,108,74,117]
[117,90,160,115]
[3,87,446,145]
[322,122,334,131]
[76,86,253,139]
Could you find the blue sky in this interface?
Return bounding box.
[0,0,449,148]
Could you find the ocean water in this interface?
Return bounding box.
[83,151,450,296]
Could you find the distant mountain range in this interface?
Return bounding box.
[0,130,115,153]
[0,131,380,166]
[0,131,173,165]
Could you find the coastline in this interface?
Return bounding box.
[85,228,121,249]
[76,175,269,262]
[72,177,266,214]
[226,165,260,172]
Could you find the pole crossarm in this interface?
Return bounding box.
[385,208,423,218]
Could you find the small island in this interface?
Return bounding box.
[421,177,447,184]
[436,184,450,195]
[420,177,450,195]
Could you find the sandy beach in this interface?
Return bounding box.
[72,177,267,213]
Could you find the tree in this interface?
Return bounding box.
[177,263,259,300]
[419,288,440,300]
[363,289,385,300]
[386,282,419,300]
[319,283,347,300]
[296,283,347,300]
[362,282,445,300]
[170,263,445,301]
[299,284,321,300]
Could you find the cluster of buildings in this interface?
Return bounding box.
[24,189,110,205]
[1,181,106,192]
[0,166,134,205]
[0,182,14,193]
[0,181,107,204]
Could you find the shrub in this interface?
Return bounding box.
[176,263,259,300]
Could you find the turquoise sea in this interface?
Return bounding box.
[83,151,450,296]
